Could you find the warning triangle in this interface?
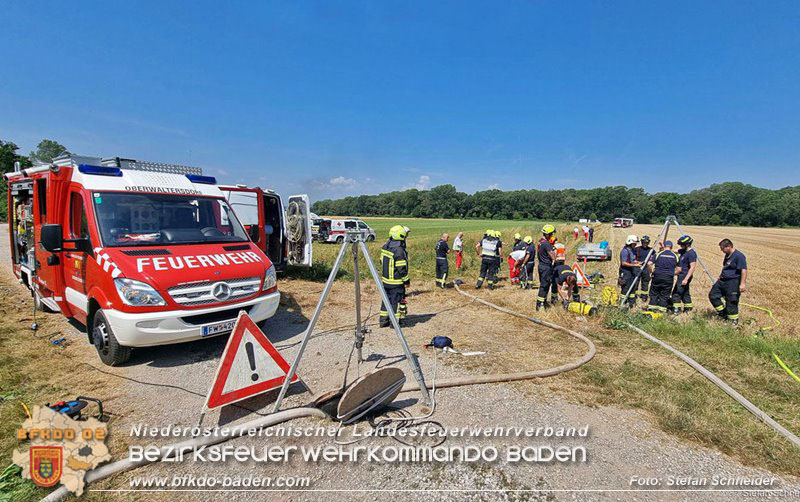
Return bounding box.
[204,311,299,410]
[571,262,591,288]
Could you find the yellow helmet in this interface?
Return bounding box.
[486,229,492,236]
[495,231,502,238]
[542,224,555,234]
[514,232,521,240]
[523,235,533,244]
[389,225,407,240]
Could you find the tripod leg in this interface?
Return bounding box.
[353,243,364,363]
[272,238,351,413]
[358,240,433,407]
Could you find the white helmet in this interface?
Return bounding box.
[626,234,638,245]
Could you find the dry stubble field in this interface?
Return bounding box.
[309,218,800,476]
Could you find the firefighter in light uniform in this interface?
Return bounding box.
[509,233,525,285]
[434,233,450,289]
[709,239,747,324]
[476,230,501,289]
[380,225,410,327]
[672,235,697,313]
[647,240,678,313]
[492,230,504,281]
[619,234,640,307]
[536,225,557,310]
[635,235,654,301]
[517,235,536,289]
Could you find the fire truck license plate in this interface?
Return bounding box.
[203,320,236,337]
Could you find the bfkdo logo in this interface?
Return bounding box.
[12,404,112,496]
[30,446,63,487]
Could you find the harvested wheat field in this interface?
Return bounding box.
[300,219,800,476]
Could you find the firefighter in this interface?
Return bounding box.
[379,225,410,328]
[435,233,450,289]
[476,230,500,289]
[709,239,747,324]
[492,230,504,283]
[536,224,557,310]
[619,234,640,307]
[551,243,567,303]
[672,235,697,313]
[517,235,536,289]
[647,240,678,313]
[635,235,655,301]
[553,252,580,306]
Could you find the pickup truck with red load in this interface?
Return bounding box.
[5,155,309,366]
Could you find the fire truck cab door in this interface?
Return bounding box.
[61,190,91,322]
[285,194,312,266]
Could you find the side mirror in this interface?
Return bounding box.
[41,224,64,252]
[73,238,93,254]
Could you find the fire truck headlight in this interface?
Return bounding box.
[114,278,167,307]
[262,265,276,291]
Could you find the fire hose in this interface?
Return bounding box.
[626,323,800,450]
[40,408,329,502]
[41,284,597,501]
[399,282,596,392]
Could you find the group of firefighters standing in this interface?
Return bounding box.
[378,223,748,327]
[619,233,747,324]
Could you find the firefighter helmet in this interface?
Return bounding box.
[626,234,638,245]
[523,235,533,244]
[641,235,651,244]
[389,225,407,240]
[514,232,521,240]
[542,224,555,234]
[677,235,693,246]
[495,231,502,238]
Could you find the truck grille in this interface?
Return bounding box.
[167,276,261,306]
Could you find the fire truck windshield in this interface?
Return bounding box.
[93,192,250,247]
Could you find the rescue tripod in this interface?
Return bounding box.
[619,214,718,307]
[271,231,432,413]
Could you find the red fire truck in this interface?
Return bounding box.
[5,155,310,366]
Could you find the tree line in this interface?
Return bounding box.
[312,182,800,227]
[0,139,70,221]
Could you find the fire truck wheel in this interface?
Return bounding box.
[336,235,344,243]
[367,234,375,242]
[92,310,131,366]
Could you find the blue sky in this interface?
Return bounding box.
[2,1,798,202]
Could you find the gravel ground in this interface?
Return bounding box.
[2,224,798,501]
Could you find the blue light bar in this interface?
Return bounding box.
[78,164,123,176]
[186,174,217,185]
